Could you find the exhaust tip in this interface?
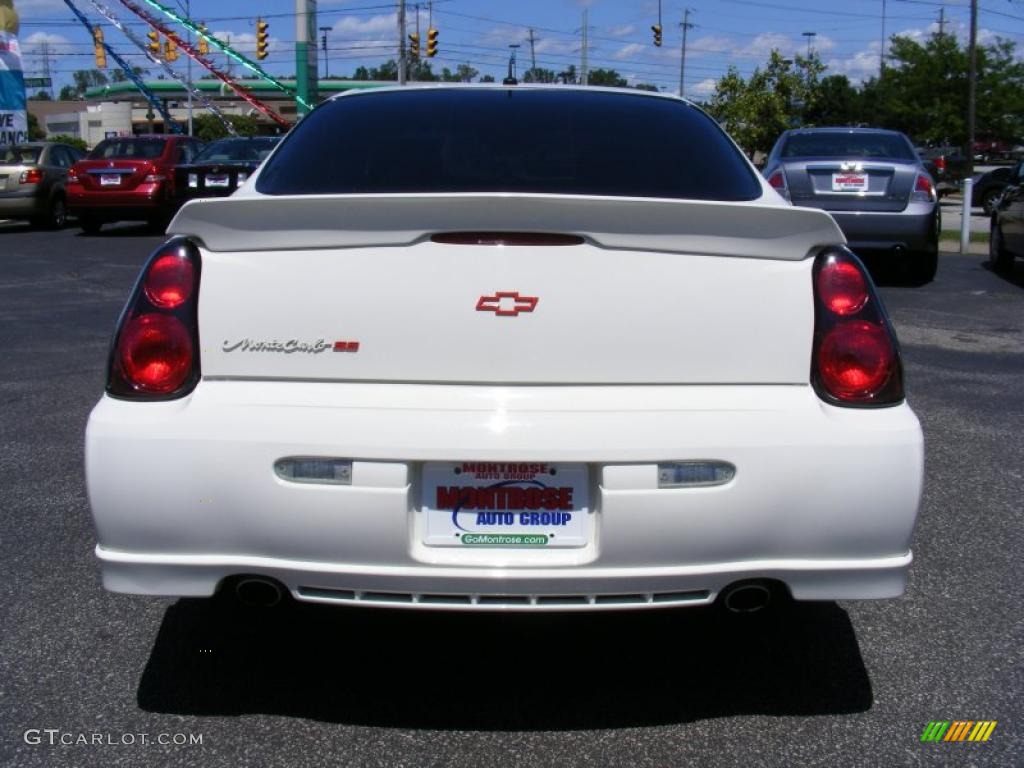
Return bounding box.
[721,582,773,614]
[234,577,285,608]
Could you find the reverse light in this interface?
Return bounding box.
[236,172,249,185]
[811,248,903,406]
[274,458,353,485]
[144,174,166,183]
[188,173,198,188]
[107,237,201,400]
[658,461,735,488]
[19,168,42,184]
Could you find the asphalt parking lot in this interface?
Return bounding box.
[0,222,1021,767]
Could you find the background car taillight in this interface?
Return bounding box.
[911,173,936,203]
[767,169,790,200]
[812,248,904,407]
[106,238,201,400]
[933,155,947,174]
[19,168,42,184]
[67,169,80,184]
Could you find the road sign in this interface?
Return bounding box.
[24,77,51,88]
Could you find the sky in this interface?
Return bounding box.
[13,0,1024,100]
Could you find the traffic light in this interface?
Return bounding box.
[408,32,419,58]
[651,24,662,47]
[197,24,209,55]
[147,29,160,55]
[93,27,106,68]
[426,26,438,57]
[256,18,268,60]
[164,37,178,62]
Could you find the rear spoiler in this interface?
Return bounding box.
[167,193,845,260]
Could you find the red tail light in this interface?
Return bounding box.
[767,170,786,191]
[19,168,42,184]
[911,173,936,203]
[934,155,946,173]
[812,249,903,406]
[67,169,80,184]
[107,238,201,400]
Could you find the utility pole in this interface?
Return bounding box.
[398,0,407,85]
[527,28,537,72]
[880,0,887,76]
[580,9,588,86]
[967,0,977,177]
[937,7,947,36]
[802,31,816,58]
[39,41,53,99]
[295,0,319,119]
[319,26,330,79]
[679,9,693,98]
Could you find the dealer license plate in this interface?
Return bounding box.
[422,462,590,548]
[100,174,121,186]
[205,173,230,188]
[832,172,868,192]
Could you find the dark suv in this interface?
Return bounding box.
[0,142,85,229]
[66,135,204,233]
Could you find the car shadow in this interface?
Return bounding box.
[137,597,872,729]
[73,222,166,238]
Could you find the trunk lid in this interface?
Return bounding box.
[783,159,919,212]
[75,159,156,192]
[171,194,844,386]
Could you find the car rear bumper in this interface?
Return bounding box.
[820,203,938,253]
[67,184,169,219]
[86,381,924,609]
[0,192,45,218]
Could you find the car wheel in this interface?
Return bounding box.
[46,197,68,230]
[79,216,102,235]
[980,188,1002,216]
[988,221,1014,274]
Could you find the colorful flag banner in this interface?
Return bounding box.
[0,0,28,146]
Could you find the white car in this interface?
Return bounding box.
[85,85,923,612]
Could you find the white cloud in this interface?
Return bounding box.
[331,13,398,39]
[613,42,645,61]
[740,32,793,59]
[606,24,635,38]
[691,78,717,97]
[211,29,284,59]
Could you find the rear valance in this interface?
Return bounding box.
[167,193,845,259]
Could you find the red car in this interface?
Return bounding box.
[67,135,204,234]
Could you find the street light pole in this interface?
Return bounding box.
[802,31,816,58]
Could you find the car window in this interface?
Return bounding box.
[0,145,42,165]
[51,147,71,168]
[257,89,762,201]
[194,138,278,164]
[782,133,916,160]
[89,139,167,160]
[176,143,196,163]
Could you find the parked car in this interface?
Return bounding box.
[972,166,1015,215]
[173,136,280,206]
[916,145,970,197]
[765,127,940,282]
[85,86,923,614]
[973,138,1014,162]
[988,160,1024,274]
[0,141,85,228]
[66,134,204,234]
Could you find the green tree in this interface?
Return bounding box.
[586,68,627,87]
[28,90,52,100]
[479,74,495,83]
[59,84,78,100]
[523,67,556,83]
[111,67,146,84]
[71,69,108,97]
[27,112,46,140]
[705,50,824,156]
[50,134,88,151]
[455,63,478,83]
[804,74,860,126]
[192,113,261,141]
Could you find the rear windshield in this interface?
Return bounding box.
[257,89,762,200]
[782,132,915,160]
[194,138,279,164]
[0,146,41,165]
[89,138,167,160]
